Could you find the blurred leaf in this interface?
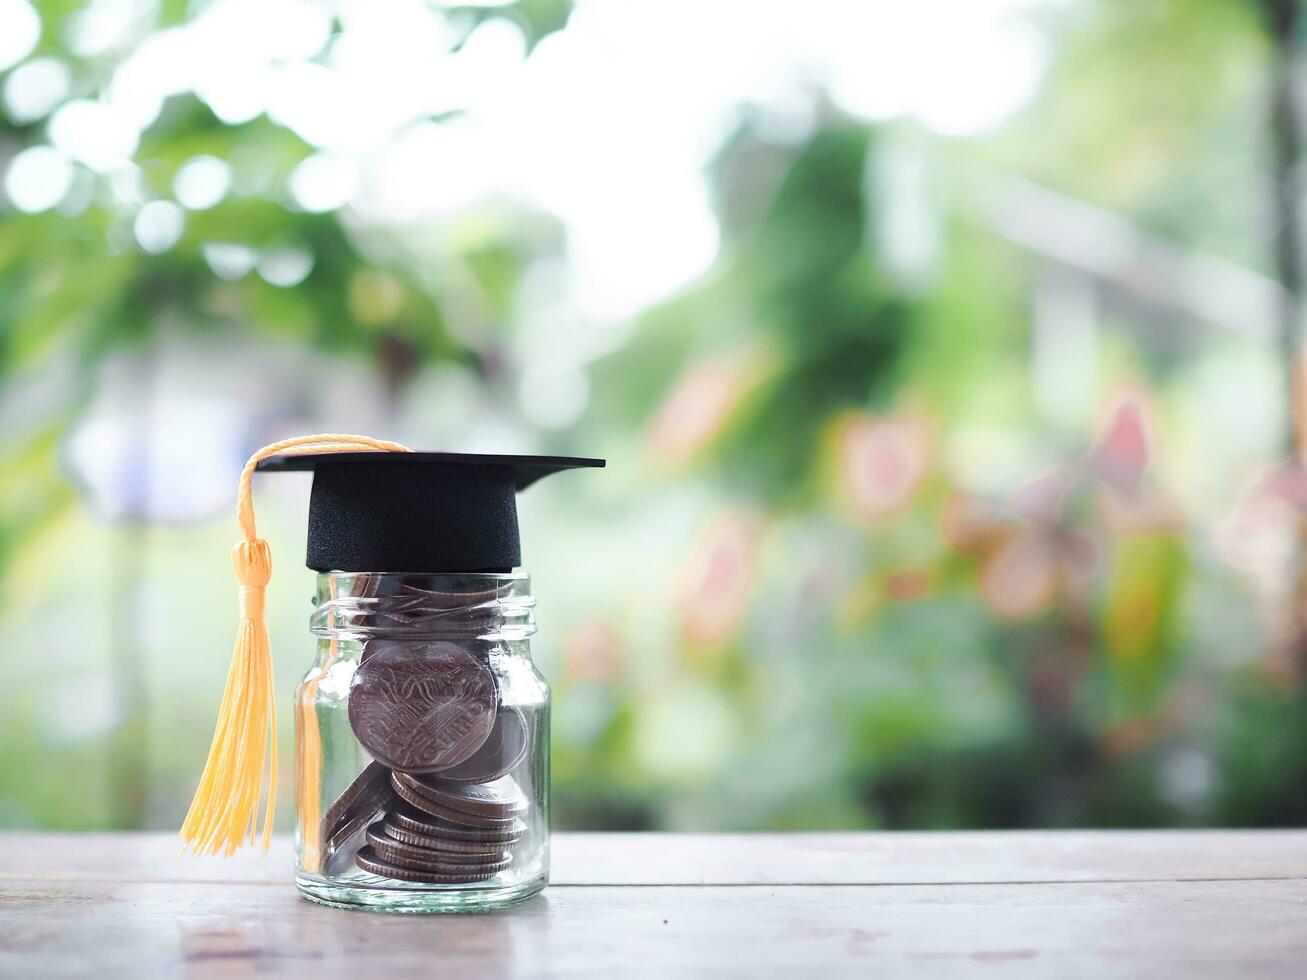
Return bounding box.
[1100,531,1188,710]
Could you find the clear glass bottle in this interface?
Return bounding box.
[294,571,548,912]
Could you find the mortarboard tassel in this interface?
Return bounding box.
[181,434,409,856]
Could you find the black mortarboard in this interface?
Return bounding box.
[257,451,605,573]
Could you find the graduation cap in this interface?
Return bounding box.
[181,434,603,858]
[258,450,604,573]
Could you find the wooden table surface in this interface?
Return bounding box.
[2,831,1305,978]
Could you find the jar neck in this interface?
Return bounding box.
[311,571,535,642]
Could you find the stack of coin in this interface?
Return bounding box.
[355,773,528,883]
[320,630,533,885]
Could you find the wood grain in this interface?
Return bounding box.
[1,832,1304,979]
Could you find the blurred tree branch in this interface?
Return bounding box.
[1258,0,1304,453]
[1257,0,1307,674]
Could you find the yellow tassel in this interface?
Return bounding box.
[181,434,409,856]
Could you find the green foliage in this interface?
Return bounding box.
[1,0,1304,836]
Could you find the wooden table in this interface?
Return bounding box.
[2,832,1305,977]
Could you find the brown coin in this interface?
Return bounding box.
[366,823,512,871]
[406,773,528,819]
[355,846,504,884]
[381,818,519,856]
[376,846,512,877]
[390,800,527,843]
[373,845,512,877]
[349,573,379,598]
[348,641,497,773]
[432,706,528,784]
[391,772,523,829]
[319,761,392,873]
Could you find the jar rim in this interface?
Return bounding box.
[311,571,535,640]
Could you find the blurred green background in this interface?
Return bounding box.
[4,0,1307,833]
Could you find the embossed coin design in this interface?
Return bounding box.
[348,641,498,772]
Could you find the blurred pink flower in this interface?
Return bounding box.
[979,530,1058,620]
[1214,460,1307,685]
[675,513,762,653]
[945,484,1099,619]
[1089,388,1184,534]
[837,413,932,523]
[950,386,1184,624]
[563,619,626,683]
[1090,390,1151,493]
[1215,461,1306,599]
[648,359,746,467]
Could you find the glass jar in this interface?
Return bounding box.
[293,571,548,912]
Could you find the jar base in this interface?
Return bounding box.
[295,871,547,913]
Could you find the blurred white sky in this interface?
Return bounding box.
[2,0,1058,322]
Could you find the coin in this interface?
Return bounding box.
[432,706,529,784]
[365,823,512,871]
[389,800,527,843]
[405,773,528,820]
[355,846,506,884]
[370,843,513,877]
[380,818,519,856]
[391,772,523,828]
[319,761,392,873]
[348,641,498,773]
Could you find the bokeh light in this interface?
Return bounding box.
[0,0,39,72]
[3,58,70,122]
[173,156,232,211]
[4,146,74,212]
[133,200,184,254]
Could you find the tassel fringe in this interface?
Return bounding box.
[180,434,409,856]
